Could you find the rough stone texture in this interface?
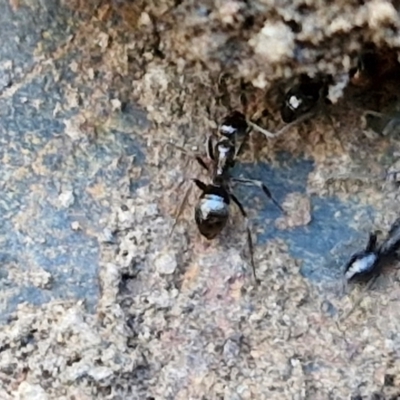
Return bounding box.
[1,0,400,399]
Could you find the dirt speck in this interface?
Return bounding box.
[154,250,178,275]
[275,192,312,230]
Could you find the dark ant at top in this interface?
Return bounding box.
[349,44,400,88]
[280,74,332,123]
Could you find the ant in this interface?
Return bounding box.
[344,217,400,282]
[214,75,328,146]
[167,112,283,281]
[280,74,332,123]
[349,44,400,88]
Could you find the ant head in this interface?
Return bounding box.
[219,111,248,138]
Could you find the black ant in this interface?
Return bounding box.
[216,74,322,143]
[167,113,283,281]
[349,44,400,88]
[280,74,332,123]
[344,217,400,282]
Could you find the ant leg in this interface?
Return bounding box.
[164,141,191,155]
[277,110,316,135]
[194,157,209,172]
[246,110,315,139]
[234,133,250,159]
[246,119,275,138]
[231,177,283,213]
[169,181,193,238]
[229,193,258,283]
[363,110,388,119]
[193,179,208,192]
[169,178,208,237]
[164,142,209,172]
[366,232,378,252]
[380,219,400,256]
[245,227,257,283]
[339,275,378,323]
[206,135,215,161]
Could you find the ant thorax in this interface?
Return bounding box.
[215,139,235,178]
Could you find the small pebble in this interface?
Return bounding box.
[100,228,116,244]
[111,98,121,111]
[155,251,177,275]
[71,221,81,231]
[58,190,75,208]
[16,382,48,400]
[223,338,241,363]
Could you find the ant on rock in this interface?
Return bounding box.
[344,217,400,282]
[212,73,328,145]
[167,112,283,281]
[349,44,400,88]
[280,74,333,124]
[339,218,400,322]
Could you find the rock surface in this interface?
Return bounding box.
[0,1,400,399]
